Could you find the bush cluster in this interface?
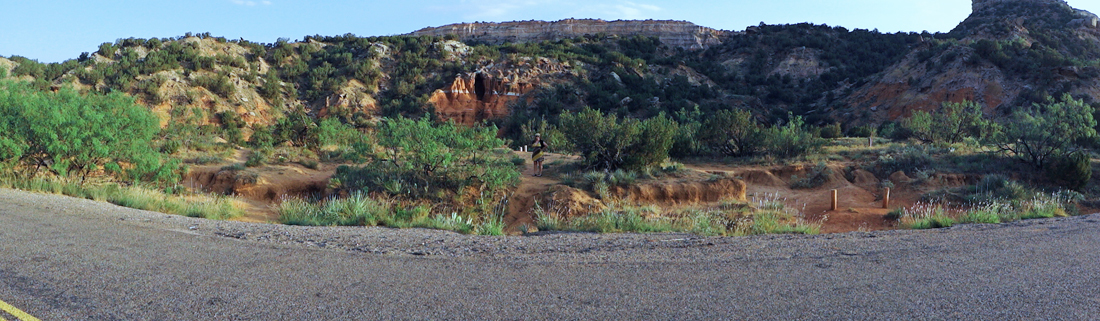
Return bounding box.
[557,107,678,171]
[334,116,520,203]
[0,79,178,184]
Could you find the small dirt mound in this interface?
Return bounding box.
[850,169,878,186]
[610,178,746,205]
[737,169,786,186]
[537,185,607,218]
[929,173,979,188]
[184,165,330,201]
[889,171,912,185]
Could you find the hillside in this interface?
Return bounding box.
[844,0,1100,122]
[1,0,1098,135]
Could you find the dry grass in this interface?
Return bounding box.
[0,175,245,220]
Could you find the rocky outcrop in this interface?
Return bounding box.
[0,58,14,77]
[972,0,1066,12]
[838,0,1100,121]
[411,19,727,50]
[429,58,573,125]
[845,46,1015,120]
[315,80,378,121]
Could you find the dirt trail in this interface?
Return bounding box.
[504,152,571,233]
[681,162,904,233]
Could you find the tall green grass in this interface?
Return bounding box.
[276,193,507,235]
[535,194,821,236]
[0,176,245,220]
[899,190,1080,229]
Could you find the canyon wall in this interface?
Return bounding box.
[411,19,728,50]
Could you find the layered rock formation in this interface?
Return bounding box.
[972,0,1064,12]
[411,19,727,50]
[429,58,572,125]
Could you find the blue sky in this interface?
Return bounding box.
[3,0,1099,63]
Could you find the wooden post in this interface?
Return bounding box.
[882,187,891,209]
[868,136,873,147]
[831,189,838,211]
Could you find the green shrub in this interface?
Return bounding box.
[0,79,177,184]
[558,107,678,171]
[193,73,235,98]
[868,145,935,177]
[218,111,245,146]
[849,126,876,138]
[336,116,520,207]
[221,163,246,171]
[161,139,182,154]
[278,193,391,226]
[973,174,1031,203]
[194,156,224,165]
[884,209,903,221]
[699,109,762,157]
[902,100,991,145]
[989,94,1097,168]
[245,151,266,167]
[1046,151,1091,191]
[249,125,275,148]
[959,208,1003,224]
[760,114,825,159]
[819,123,842,139]
[312,118,363,149]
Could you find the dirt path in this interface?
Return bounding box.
[682,162,901,233]
[503,152,570,233]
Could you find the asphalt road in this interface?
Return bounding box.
[1,188,1099,320]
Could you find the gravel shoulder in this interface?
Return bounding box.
[2,188,1100,320]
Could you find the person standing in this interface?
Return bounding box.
[530,133,548,177]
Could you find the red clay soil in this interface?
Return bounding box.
[183,149,960,234]
[501,159,970,234]
[183,151,335,223]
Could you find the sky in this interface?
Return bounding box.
[3,0,1099,63]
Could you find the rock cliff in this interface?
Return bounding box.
[410,19,727,49]
[429,57,573,125]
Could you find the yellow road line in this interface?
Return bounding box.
[0,299,39,321]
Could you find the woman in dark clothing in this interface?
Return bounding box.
[530,133,548,177]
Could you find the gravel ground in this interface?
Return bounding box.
[1,188,1099,320]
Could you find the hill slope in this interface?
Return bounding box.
[1,0,1098,135]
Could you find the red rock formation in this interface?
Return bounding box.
[430,58,573,125]
[411,19,728,50]
[430,72,536,125]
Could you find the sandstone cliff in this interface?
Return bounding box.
[411,19,727,50]
[429,57,574,125]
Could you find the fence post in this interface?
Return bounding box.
[831,189,838,211]
[882,187,891,209]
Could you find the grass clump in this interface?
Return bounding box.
[535,193,821,236]
[278,193,389,226]
[276,193,507,235]
[0,175,244,220]
[899,190,1082,229]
